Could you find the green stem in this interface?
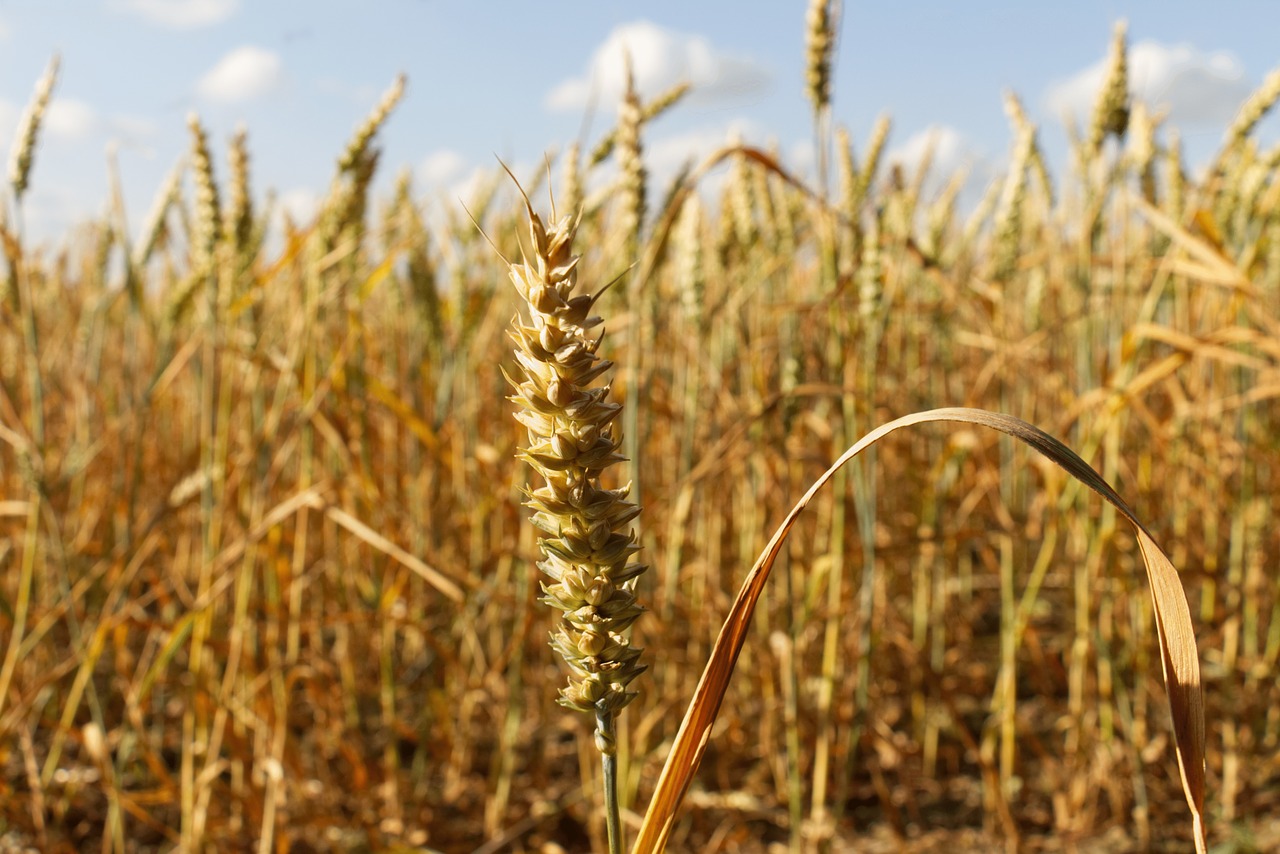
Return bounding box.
[598,712,623,854]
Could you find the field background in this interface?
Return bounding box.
[2,21,1280,854]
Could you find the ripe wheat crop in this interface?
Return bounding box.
[1,8,1278,853]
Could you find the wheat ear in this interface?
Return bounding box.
[7,54,60,201]
[507,187,646,853]
[1088,20,1130,155]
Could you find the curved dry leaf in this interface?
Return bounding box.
[631,407,1204,854]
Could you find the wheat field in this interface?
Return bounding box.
[1,16,1279,854]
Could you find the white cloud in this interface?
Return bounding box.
[277,187,320,226]
[21,185,89,242]
[886,125,991,208]
[888,125,971,181]
[108,114,159,141]
[634,120,777,204]
[546,20,770,112]
[110,0,238,29]
[106,115,161,158]
[196,46,284,102]
[317,77,382,107]
[46,99,98,139]
[0,14,10,39]
[1045,40,1252,129]
[419,150,467,187]
[647,120,763,177]
[446,165,501,213]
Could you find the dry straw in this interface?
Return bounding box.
[0,16,1238,853]
[630,410,1205,854]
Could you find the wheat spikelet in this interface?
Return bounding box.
[924,165,967,261]
[134,158,184,270]
[589,81,690,167]
[858,115,892,204]
[858,207,882,319]
[991,126,1034,282]
[902,133,937,214]
[833,126,861,273]
[384,167,415,248]
[318,74,406,255]
[718,137,757,260]
[673,192,705,329]
[1165,128,1186,220]
[1128,100,1158,203]
[162,268,204,328]
[186,113,222,276]
[804,0,839,114]
[1089,20,1130,155]
[642,80,692,126]
[506,194,648,749]
[1236,144,1270,217]
[836,125,859,212]
[616,64,647,257]
[225,125,253,260]
[560,141,583,217]
[1225,68,1280,149]
[388,170,442,343]
[755,141,801,258]
[8,54,61,201]
[961,164,1003,250]
[1003,90,1055,207]
[337,73,406,176]
[1253,143,1280,223]
[750,154,779,250]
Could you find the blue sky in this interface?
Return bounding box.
[2,1,1278,243]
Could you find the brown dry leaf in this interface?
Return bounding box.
[630,407,1205,854]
